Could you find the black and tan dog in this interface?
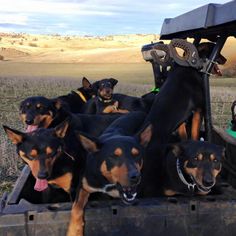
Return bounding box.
[19,77,94,132]
[162,141,224,196]
[83,78,129,114]
[3,120,82,200]
[143,42,227,145]
[139,42,226,198]
[67,112,152,236]
[4,112,122,200]
[231,100,236,131]
[58,77,96,113]
[84,78,154,114]
[177,42,227,140]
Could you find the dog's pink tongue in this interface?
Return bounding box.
[26,125,38,133]
[34,178,48,192]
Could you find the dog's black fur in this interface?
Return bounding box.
[4,120,83,202]
[4,112,122,202]
[19,77,95,131]
[83,78,120,114]
[67,112,152,236]
[161,141,224,196]
[58,77,96,113]
[84,78,154,114]
[139,43,226,197]
[19,92,123,135]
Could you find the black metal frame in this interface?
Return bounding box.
[142,1,236,142]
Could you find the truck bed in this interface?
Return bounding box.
[0,126,236,236]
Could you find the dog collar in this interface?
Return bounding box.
[63,150,75,161]
[176,158,196,192]
[102,183,117,193]
[98,96,113,103]
[176,158,211,194]
[74,90,87,103]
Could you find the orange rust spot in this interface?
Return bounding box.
[30,149,38,157]
[46,146,53,155]
[114,148,123,157]
[131,148,139,156]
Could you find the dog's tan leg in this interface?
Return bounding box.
[164,189,177,196]
[178,123,188,140]
[67,189,89,236]
[114,109,129,114]
[191,109,202,140]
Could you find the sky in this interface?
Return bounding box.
[0,0,231,36]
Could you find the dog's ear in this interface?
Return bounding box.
[109,78,118,87]
[137,124,153,147]
[221,147,226,159]
[77,132,100,153]
[3,125,25,145]
[82,77,91,89]
[19,100,25,111]
[91,81,100,93]
[169,144,184,157]
[54,118,70,138]
[52,98,62,110]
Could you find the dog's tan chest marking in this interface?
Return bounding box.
[82,178,119,198]
[48,172,72,193]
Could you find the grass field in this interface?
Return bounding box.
[0,62,154,84]
[0,62,235,195]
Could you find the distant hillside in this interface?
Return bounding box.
[0,33,235,75]
[0,33,159,63]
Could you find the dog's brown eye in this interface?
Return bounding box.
[36,104,43,110]
[114,148,123,157]
[131,148,139,156]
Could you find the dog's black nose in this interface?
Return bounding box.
[129,171,141,185]
[203,178,214,187]
[37,171,48,179]
[25,118,34,125]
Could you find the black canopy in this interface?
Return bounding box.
[160,1,236,41]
